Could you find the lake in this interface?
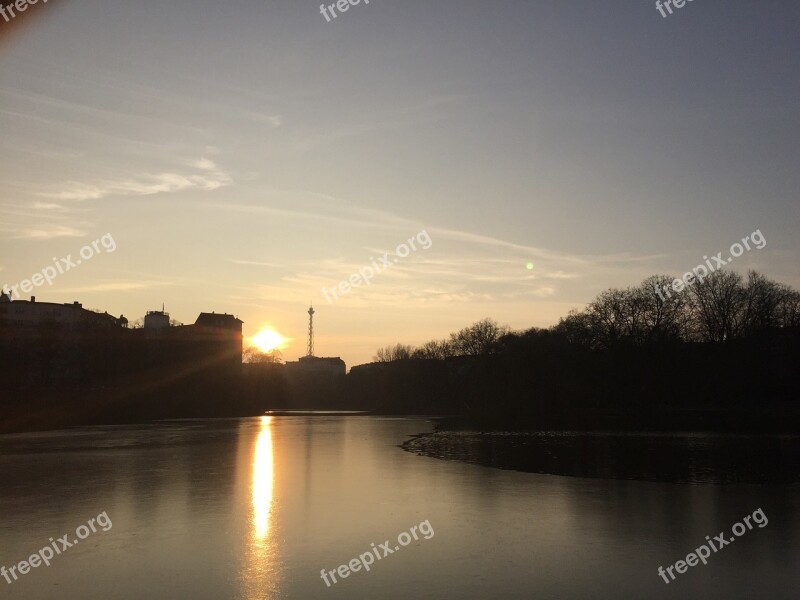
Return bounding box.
[0,416,798,599]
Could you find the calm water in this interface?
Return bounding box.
[0,416,798,599]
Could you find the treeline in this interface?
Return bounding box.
[357,270,800,432]
[373,270,800,360]
[556,271,800,348]
[374,318,510,361]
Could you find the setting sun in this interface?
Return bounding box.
[251,328,289,353]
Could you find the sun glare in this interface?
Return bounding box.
[252,328,289,353]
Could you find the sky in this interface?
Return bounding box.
[1,0,798,367]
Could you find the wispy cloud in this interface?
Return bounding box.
[230,259,285,268]
[0,199,92,240]
[289,95,458,152]
[532,286,556,298]
[13,224,87,240]
[237,111,282,128]
[543,270,581,280]
[203,199,411,232]
[56,280,167,294]
[214,189,672,311]
[39,158,232,202]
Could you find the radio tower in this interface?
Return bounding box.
[307,304,315,357]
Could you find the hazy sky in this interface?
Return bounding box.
[1,0,798,366]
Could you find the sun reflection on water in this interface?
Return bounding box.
[243,416,282,599]
[253,416,274,542]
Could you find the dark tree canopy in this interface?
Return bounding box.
[374,270,799,361]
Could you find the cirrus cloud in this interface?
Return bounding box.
[38,158,232,202]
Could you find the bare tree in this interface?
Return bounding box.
[557,275,697,347]
[412,339,455,360]
[449,318,510,356]
[635,275,690,343]
[554,310,599,348]
[373,344,415,362]
[567,286,653,348]
[737,271,791,335]
[687,270,745,342]
[584,288,637,348]
[777,288,800,328]
[243,347,283,364]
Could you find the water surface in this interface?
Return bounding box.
[0,416,798,599]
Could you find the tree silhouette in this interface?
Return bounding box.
[374,344,414,362]
[243,346,283,364]
[449,318,509,356]
[412,339,455,360]
[556,269,798,348]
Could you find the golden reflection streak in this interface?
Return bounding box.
[253,416,274,541]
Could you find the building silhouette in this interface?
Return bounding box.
[0,292,128,328]
[0,293,244,427]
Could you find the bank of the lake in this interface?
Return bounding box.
[401,429,800,484]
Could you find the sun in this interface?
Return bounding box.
[251,328,289,353]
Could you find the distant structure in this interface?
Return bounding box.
[144,307,170,330]
[133,310,243,369]
[0,294,246,423]
[307,304,315,357]
[195,312,243,333]
[0,291,242,385]
[285,355,346,377]
[285,304,345,377]
[0,293,127,328]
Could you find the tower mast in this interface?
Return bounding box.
[307,304,315,357]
